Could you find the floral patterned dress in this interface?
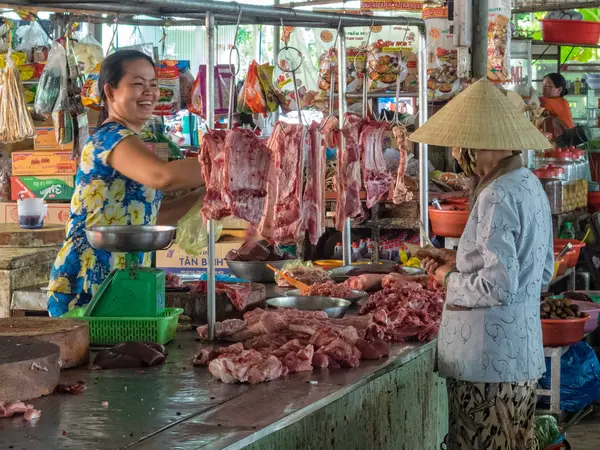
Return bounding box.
[47,122,163,317]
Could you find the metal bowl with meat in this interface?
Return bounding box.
[267,296,351,318]
[226,259,296,283]
[328,264,425,283]
[284,286,367,304]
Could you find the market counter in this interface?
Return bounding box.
[0,332,447,450]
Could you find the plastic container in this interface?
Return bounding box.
[570,300,600,334]
[62,307,183,345]
[17,198,47,229]
[553,257,568,277]
[533,165,566,215]
[554,238,585,267]
[541,314,590,347]
[428,205,470,238]
[541,19,600,45]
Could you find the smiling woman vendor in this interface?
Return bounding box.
[47,50,204,317]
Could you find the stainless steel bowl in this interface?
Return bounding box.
[328,265,426,282]
[266,296,351,318]
[225,259,297,283]
[85,225,177,252]
[284,288,367,304]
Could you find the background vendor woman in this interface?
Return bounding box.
[541,72,575,129]
[47,50,204,317]
[410,79,554,450]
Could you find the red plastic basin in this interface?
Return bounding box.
[428,205,470,238]
[542,314,589,347]
[553,238,585,268]
[541,19,600,45]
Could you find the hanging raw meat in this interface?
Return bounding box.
[302,121,326,245]
[336,113,365,230]
[201,130,230,221]
[258,121,305,243]
[361,121,395,208]
[223,128,272,225]
[391,125,414,204]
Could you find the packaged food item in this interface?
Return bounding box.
[34,41,66,114]
[154,65,180,116]
[11,150,77,176]
[238,60,268,116]
[256,63,278,113]
[189,65,233,118]
[10,175,75,201]
[74,33,104,75]
[161,60,195,109]
[487,0,511,82]
[81,62,102,109]
[423,5,460,101]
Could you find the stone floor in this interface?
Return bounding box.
[563,405,600,449]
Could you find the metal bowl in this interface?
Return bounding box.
[328,265,426,282]
[85,225,177,252]
[266,296,351,318]
[284,288,367,304]
[225,259,297,283]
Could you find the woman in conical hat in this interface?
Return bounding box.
[410,79,554,450]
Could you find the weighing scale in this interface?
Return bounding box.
[83,225,177,318]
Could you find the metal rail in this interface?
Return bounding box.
[1,0,429,337]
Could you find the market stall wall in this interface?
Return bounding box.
[156,239,244,275]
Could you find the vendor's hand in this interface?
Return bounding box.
[430,263,455,286]
[417,248,457,265]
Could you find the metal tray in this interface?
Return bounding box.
[284,288,367,304]
[266,296,351,318]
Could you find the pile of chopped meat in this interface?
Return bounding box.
[188,281,253,312]
[359,276,444,343]
[275,265,331,288]
[194,307,390,384]
[304,281,356,298]
[0,401,41,421]
[165,273,183,288]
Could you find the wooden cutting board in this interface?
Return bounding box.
[0,318,89,369]
[0,337,60,401]
[0,224,65,248]
[166,282,267,326]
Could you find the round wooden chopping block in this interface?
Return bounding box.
[0,337,60,402]
[0,318,89,369]
[0,224,66,248]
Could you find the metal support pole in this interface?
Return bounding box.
[205,11,216,341]
[472,0,488,79]
[418,28,429,247]
[272,0,281,123]
[337,28,351,266]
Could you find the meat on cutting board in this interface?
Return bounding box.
[223,128,272,225]
[391,125,413,204]
[302,121,326,245]
[336,113,365,230]
[259,122,305,243]
[201,130,230,221]
[361,121,395,208]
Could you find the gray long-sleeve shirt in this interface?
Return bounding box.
[438,167,554,383]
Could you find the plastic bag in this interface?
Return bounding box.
[74,33,104,75]
[35,41,67,114]
[238,60,267,116]
[539,342,600,412]
[176,201,223,256]
[535,415,562,449]
[154,65,180,116]
[16,21,50,63]
[189,65,233,118]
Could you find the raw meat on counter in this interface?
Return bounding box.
[304,281,356,298]
[302,121,326,244]
[361,120,395,208]
[259,121,305,243]
[391,125,413,204]
[348,272,428,292]
[165,272,183,288]
[360,278,444,343]
[336,113,365,230]
[0,401,41,420]
[188,281,253,312]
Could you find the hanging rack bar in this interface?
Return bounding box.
[417,27,429,247]
[205,11,216,342]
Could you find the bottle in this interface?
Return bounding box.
[582,76,587,95]
[366,244,373,259]
[574,78,581,95]
[333,242,343,259]
[351,243,361,262]
[559,221,576,240]
[359,239,367,256]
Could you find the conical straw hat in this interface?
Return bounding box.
[409,78,552,151]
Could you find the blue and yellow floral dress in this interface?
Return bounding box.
[47,122,163,317]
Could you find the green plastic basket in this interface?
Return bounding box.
[62,307,184,346]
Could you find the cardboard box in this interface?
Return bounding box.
[155,239,243,276]
[0,201,70,225]
[11,150,77,176]
[33,128,73,151]
[145,143,169,161]
[11,176,75,201]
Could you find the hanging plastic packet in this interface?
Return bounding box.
[256,63,278,113]
[176,200,223,256]
[34,41,67,114]
[161,59,194,109]
[189,65,233,118]
[81,62,102,109]
[74,33,104,75]
[15,21,50,63]
[114,26,156,61]
[238,60,268,116]
[154,65,180,116]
